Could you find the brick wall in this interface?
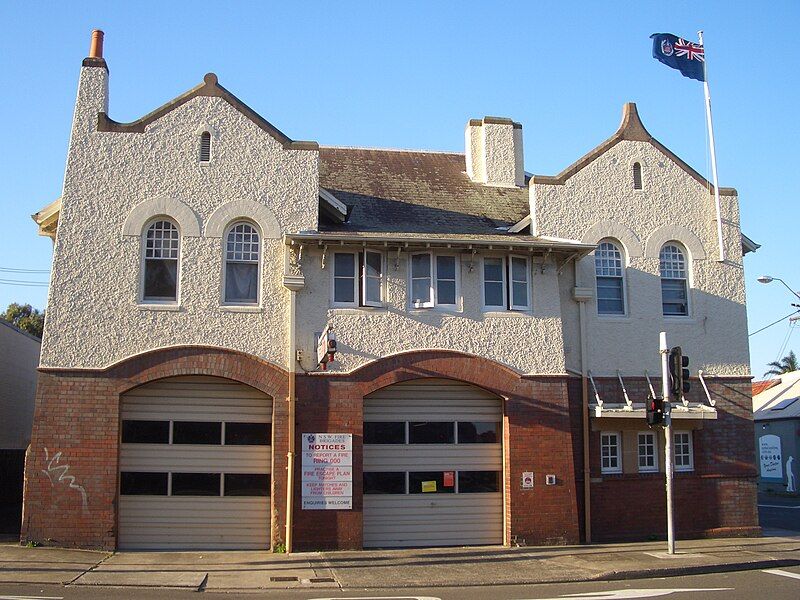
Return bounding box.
[22,346,757,550]
[578,376,760,541]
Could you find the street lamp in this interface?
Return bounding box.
[757,275,800,302]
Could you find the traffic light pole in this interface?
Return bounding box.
[660,332,675,554]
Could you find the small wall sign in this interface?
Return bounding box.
[522,472,534,489]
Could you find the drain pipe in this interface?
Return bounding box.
[285,287,297,554]
[574,260,592,544]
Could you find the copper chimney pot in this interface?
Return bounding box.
[89,30,104,59]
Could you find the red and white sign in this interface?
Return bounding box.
[301,433,352,510]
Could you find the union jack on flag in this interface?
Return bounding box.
[651,33,706,82]
[674,38,704,62]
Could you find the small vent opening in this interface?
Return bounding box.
[633,162,642,190]
[199,131,212,163]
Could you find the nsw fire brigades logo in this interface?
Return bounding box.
[661,39,674,56]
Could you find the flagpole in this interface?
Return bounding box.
[698,30,726,263]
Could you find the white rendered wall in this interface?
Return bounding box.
[41,66,318,369]
[295,249,567,375]
[533,139,750,377]
[0,323,40,448]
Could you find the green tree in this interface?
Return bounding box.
[1,303,45,339]
[764,350,799,377]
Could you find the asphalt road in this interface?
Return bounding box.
[759,495,800,533]
[1,566,799,600]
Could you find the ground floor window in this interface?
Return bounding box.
[673,431,694,472]
[600,432,621,473]
[637,432,658,472]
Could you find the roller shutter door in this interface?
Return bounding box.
[363,378,503,548]
[119,376,272,550]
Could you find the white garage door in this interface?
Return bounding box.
[363,378,503,548]
[119,376,272,550]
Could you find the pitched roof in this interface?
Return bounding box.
[753,370,800,420]
[318,148,531,235]
[97,73,318,151]
[532,103,737,197]
[752,379,780,397]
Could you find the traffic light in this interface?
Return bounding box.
[646,393,664,426]
[669,346,691,397]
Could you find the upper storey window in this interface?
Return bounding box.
[224,222,260,304]
[659,243,689,316]
[595,240,625,315]
[633,162,643,190]
[410,253,458,309]
[333,250,384,307]
[143,220,180,302]
[482,255,530,311]
[199,131,212,163]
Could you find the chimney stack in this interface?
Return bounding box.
[465,117,524,187]
[89,29,104,59]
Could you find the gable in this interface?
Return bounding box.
[532,103,736,197]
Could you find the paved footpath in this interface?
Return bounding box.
[0,535,798,592]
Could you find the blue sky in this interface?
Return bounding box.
[1,1,797,377]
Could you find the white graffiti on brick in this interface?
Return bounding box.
[41,448,88,514]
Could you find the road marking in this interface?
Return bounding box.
[0,596,64,600]
[764,568,800,580]
[519,589,732,599]
[310,597,441,600]
[758,504,800,509]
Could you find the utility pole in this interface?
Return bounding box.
[660,332,675,554]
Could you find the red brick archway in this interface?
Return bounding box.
[23,346,288,550]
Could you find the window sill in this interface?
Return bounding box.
[220,305,263,313]
[138,303,182,312]
[409,307,462,315]
[596,315,632,322]
[330,306,389,315]
[482,310,531,318]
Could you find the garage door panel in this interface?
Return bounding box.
[364,379,503,548]
[120,445,271,473]
[363,444,501,471]
[119,376,272,550]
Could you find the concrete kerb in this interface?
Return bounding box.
[0,537,797,591]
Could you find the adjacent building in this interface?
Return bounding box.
[23,31,760,551]
[753,372,800,495]
[0,320,40,534]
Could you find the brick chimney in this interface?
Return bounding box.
[465,117,524,187]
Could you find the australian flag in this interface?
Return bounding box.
[651,33,705,82]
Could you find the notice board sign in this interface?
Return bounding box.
[301,433,352,509]
[759,434,783,481]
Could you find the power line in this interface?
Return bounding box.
[0,279,50,287]
[0,267,50,274]
[749,310,800,337]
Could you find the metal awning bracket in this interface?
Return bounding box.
[587,370,602,410]
[321,244,328,269]
[698,370,715,407]
[617,370,632,409]
[644,370,657,398]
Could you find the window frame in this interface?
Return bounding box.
[331,251,359,307]
[140,218,181,305]
[508,254,531,311]
[659,243,690,318]
[637,431,658,473]
[362,249,385,307]
[408,252,461,310]
[600,431,622,474]
[594,239,626,317]
[673,431,695,472]
[222,220,261,306]
[481,255,508,311]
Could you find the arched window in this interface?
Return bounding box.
[633,162,642,190]
[224,222,260,304]
[659,243,688,316]
[143,220,180,302]
[595,240,625,315]
[199,131,211,162]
